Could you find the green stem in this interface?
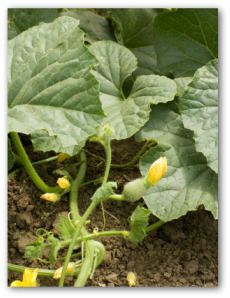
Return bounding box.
[109,194,125,201]
[60,230,129,248]
[100,140,112,229]
[102,141,112,184]
[59,198,100,287]
[10,132,60,193]
[8,263,80,278]
[80,177,103,187]
[59,151,93,287]
[60,141,112,287]
[145,220,165,233]
[69,151,87,221]
[32,155,58,165]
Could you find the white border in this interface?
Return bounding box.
[1,1,230,297]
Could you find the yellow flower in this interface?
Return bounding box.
[40,193,60,202]
[127,272,136,287]
[53,262,75,280]
[57,177,70,189]
[10,268,39,287]
[146,157,167,186]
[57,153,70,163]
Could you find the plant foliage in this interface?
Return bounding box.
[8,8,218,287]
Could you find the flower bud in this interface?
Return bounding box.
[57,153,70,163]
[122,177,148,202]
[146,157,167,186]
[53,262,75,280]
[57,177,70,189]
[40,193,60,202]
[127,272,136,287]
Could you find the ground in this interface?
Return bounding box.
[8,137,218,287]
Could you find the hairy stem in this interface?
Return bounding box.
[109,194,125,201]
[60,230,129,248]
[10,132,60,193]
[8,263,80,278]
[145,220,165,233]
[32,155,58,165]
[100,140,112,229]
[59,198,100,287]
[102,141,112,184]
[69,151,87,221]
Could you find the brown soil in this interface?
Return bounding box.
[8,138,218,287]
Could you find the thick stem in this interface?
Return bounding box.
[145,220,165,233]
[100,140,112,229]
[10,132,60,193]
[69,151,87,221]
[60,141,112,287]
[109,194,125,201]
[8,263,80,278]
[102,140,112,184]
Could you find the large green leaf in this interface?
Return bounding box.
[8,9,59,39]
[107,9,158,75]
[90,41,177,140]
[137,103,218,222]
[8,17,104,155]
[107,9,157,48]
[174,77,192,97]
[179,59,218,173]
[60,9,115,43]
[153,9,218,77]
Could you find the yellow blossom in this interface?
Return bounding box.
[57,153,70,163]
[127,272,136,287]
[53,262,75,280]
[10,268,39,287]
[57,177,70,189]
[146,157,167,186]
[40,193,60,202]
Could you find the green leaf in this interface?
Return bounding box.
[24,242,44,261]
[138,103,218,222]
[131,46,158,76]
[108,9,157,48]
[8,16,104,155]
[90,41,177,140]
[91,182,117,204]
[47,235,61,264]
[54,213,75,241]
[179,59,218,173]
[153,9,218,77]
[60,9,115,43]
[107,9,158,75]
[128,206,151,245]
[174,77,192,97]
[8,9,59,38]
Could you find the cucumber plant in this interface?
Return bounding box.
[8,8,218,287]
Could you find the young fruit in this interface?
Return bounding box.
[122,177,148,202]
